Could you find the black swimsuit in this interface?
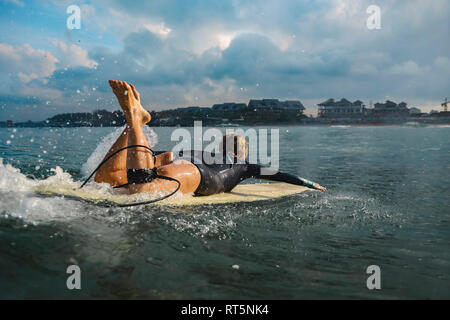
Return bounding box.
[126,150,316,196]
[179,150,316,196]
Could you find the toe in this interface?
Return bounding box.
[124,83,132,96]
[109,81,121,93]
[130,84,140,100]
[110,81,122,93]
[109,80,116,88]
[119,81,125,89]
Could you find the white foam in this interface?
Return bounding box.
[0,124,154,226]
[0,158,88,225]
[0,159,36,192]
[0,123,162,226]
[81,126,158,177]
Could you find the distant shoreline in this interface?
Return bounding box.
[2,120,449,128]
[1,109,449,128]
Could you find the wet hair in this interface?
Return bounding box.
[219,133,248,160]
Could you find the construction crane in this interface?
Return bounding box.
[442,98,449,112]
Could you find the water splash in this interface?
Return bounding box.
[81,126,158,177]
[0,158,88,225]
[0,124,159,226]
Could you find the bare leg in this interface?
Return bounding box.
[94,127,129,186]
[126,118,154,170]
[97,80,201,195]
[154,152,174,167]
[94,80,173,186]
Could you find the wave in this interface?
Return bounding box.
[0,123,393,236]
[0,156,393,235]
[0,159,86,225]
[330,125,351,128]
[0,126,160,226]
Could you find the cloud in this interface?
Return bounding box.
[434,57,450,73]
[77,4,172,40]
[0,41,98,85]
[53,40,98,69]
[1,0,449,120]
[0,43,59,83]
[386,61,424,76]
[0,94,42,105]
[2,0,24,7]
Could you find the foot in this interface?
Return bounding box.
[109,80,151,125]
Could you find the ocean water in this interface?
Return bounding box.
[0,125,449,299]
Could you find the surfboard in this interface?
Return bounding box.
[34,182,309,207]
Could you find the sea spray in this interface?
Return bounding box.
[81,126,158,177]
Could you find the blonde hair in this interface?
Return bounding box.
[219,133,248,160]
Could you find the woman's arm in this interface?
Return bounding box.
[246,164,327,191]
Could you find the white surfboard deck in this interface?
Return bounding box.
[35,182,309,207]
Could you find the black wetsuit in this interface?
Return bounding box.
[126,150,317,196]
[179,150,316,196]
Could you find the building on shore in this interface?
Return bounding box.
[408,107,422,115]
[248,99,305,111]
[317,98,365,118]
[372,100,409,117]
[318,99,421,118]
[212,102,247,111]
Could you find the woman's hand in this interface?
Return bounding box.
[314,183,327,192]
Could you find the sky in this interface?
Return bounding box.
[0,0,448,121]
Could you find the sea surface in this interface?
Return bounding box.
[0,125,449,299]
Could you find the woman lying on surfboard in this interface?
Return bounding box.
[93,80,326,195]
